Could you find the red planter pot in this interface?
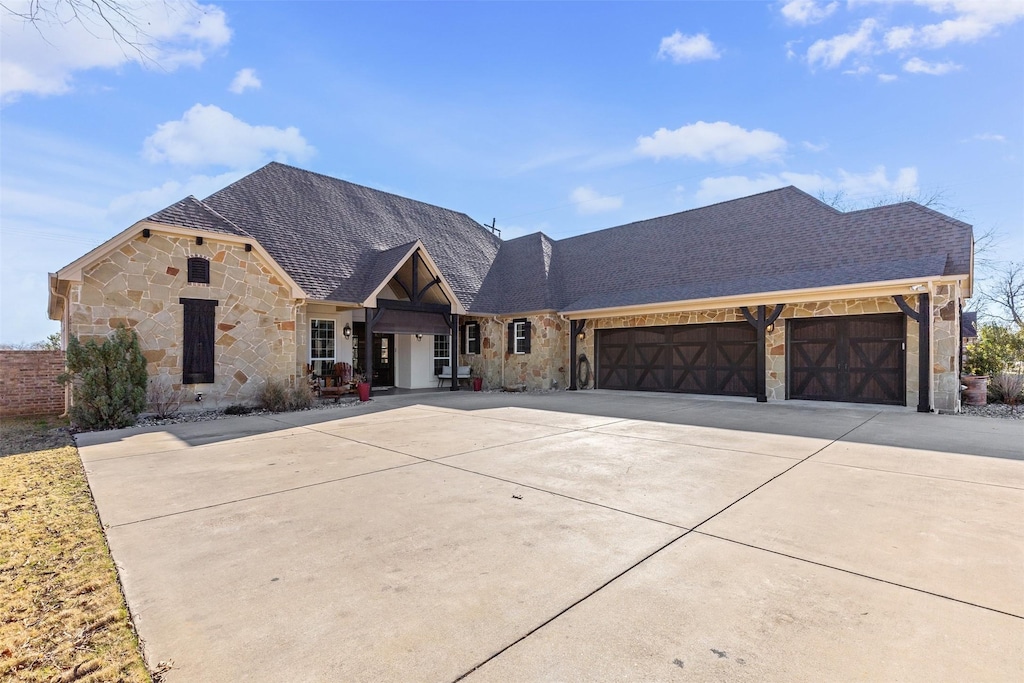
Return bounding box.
[357,382,371,402]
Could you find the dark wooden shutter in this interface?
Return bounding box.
[507,322,515,354]
[523,321,532,354]
[460,325,467,354]
[180,298,217,384]
[187,257,210,284]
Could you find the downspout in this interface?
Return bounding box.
[49,278,70,418]
[927,280,936,412]
[492,315,504,389]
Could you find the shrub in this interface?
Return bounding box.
[255,378,290,412]
[964,324,1024,377]
[287,384,313,411]
[988,372,1024,409]
[147,375,183,418]
[58,326,148,430]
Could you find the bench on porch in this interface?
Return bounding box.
[436,365,471,388]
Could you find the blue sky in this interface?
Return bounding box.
[2,0,1022,344]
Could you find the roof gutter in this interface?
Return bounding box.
[560,275,968,319]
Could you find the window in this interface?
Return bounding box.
[187,257,210,284]
[462,321,480,355]
[180,298,217,384]
[508,319,531,354]
[433,334,450,375]
[310,319,336,376]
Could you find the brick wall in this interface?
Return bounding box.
[0,351,66,418]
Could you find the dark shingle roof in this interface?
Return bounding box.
[548,187,972,313]
[200,162,502,305]
[147,196,251,238]
[146,166,972,314]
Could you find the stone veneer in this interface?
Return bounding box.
[557,292,960,412]
[460,314,569,390]
[67,233,297,407]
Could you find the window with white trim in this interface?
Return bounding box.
[310,319,336,376]
[433,335,450,375]
[514,320,527,354]
[463,321,480,355]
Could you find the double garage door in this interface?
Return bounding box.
[596,314,905,405]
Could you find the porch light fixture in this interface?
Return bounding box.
[576,330,586,341]
[343,324,352,339]
[766,323,775,333]
[910,284,926,291]
[415,333,423,340]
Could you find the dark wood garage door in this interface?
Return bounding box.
[597,323,757,396]
[788,314,905,405]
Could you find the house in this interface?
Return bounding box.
[48,162,973,412]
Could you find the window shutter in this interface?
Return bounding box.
[181,298,217,383]
[524,321,532,354]
[507,322,515,354]
[460,325,467,354]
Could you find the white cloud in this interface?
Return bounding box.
[106,170,249,225]
[636,121,787,164]
[694,165,918,205]
[806,18,877,69]
[884,26,916,51]
[143,104,315,168]
[657,31,721,63]
[843,65,872,76]
[903,57,961,75]
[569,186,623,215]
[229,67,262,94]
[802,140,828,152]
[877,73,899,82]
[968,133,1007,143]
[780,0,838,25]
[0,1,230,103]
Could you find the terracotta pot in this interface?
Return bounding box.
[357,382,371,402]
[473,377,483,392]
[962,375,988,406]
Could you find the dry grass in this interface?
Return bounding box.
[1,417,150,682]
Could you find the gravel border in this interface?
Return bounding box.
[958,403,1024,420]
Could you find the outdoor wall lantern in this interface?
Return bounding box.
[766,323,775,333]
[415,333,423,340]
[343,324,352,339]
[576,330,586,341]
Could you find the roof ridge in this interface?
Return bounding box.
[187,195,257,240]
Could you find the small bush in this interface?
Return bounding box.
[287,384,313,411]
[147,375,183,418]
[964,324,1024,376]
[988,372,1024,409]
[255,378,290,412]
[224,404,252,415]
[58,326,148,430]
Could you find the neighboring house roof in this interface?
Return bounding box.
[197,162,502,307]
[133,164,972,316]
[962,311,978,339]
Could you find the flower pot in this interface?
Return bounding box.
[473,376,483,392]
[357,382,371,402]
[961,375,988,406]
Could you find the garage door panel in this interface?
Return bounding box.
[789,314,904,405]
[599,323,756,397]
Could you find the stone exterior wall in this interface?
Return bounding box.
[565,293,961,412]
[0,350,66,418]
[460,314,569,390]
[67,233,297,407]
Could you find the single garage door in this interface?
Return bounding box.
[597,323,757,396]
[788,313,905,405]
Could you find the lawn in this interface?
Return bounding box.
[0,416,151,682]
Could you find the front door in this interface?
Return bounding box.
[352,324,395,386]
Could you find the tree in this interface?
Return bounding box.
[964,323,1024,377]
[58,326,148,429]
[978,261,1023,328]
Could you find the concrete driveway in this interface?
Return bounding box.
[76,392,1024,682]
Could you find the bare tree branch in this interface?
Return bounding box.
[979,261,1024,328]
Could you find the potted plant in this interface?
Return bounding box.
[354,373,371,402]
